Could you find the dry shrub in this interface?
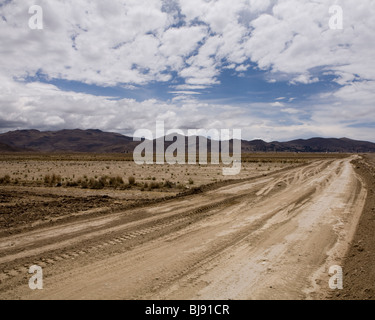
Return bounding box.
[128,176,136,185]
[0,175,11,184]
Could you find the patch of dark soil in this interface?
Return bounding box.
[0,191,122,231]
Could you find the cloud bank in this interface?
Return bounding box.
[0,0,374,141]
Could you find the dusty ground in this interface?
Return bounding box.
[0,153,302,188]
[0,155,304,233]
[330,154,375,300]
[0,154,367,300]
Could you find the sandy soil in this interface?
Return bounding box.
[0,156,302,233]
[0,155,366,300]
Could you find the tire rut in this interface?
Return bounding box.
[0,191,260,285]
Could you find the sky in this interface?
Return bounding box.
[0,0,374,142]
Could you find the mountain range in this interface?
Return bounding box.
[0,129,374,153]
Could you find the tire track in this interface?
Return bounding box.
[0,190,263,284]
[0,158,349,298]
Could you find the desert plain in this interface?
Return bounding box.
[0,152,374,300]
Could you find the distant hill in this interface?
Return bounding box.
[0,129,375,153]
[0,129,137,153]
[0,142,24,152]
[241,137,375,153]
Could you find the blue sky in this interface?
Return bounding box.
[0,0,374,142]
[27,66,341,105]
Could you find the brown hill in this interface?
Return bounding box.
[0,129,374,153]
[0,129,137,153]
[242,137,375,153]
[0,142,24,152]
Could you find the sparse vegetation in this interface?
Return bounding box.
[128,176,136,185]
[0,153,333,191]
[0,175,11,184]
[44,174,62,186]
[164,180,174,188]
[150,182,159,190]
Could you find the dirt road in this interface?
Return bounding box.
[0,156,367,300]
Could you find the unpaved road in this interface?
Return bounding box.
[0,156,367,300]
